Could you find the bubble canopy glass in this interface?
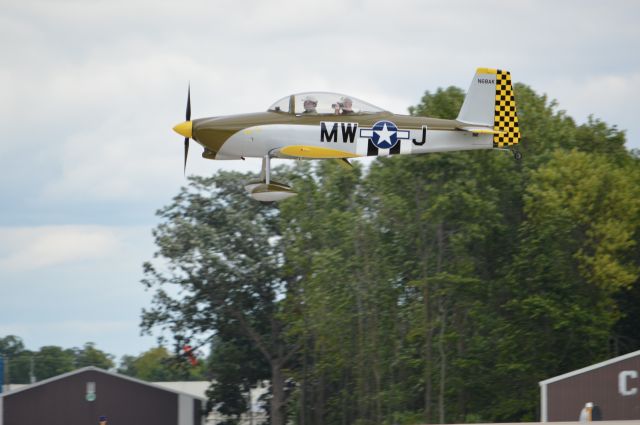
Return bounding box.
[268,92,386,115]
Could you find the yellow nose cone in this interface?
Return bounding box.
[173,121,193,138]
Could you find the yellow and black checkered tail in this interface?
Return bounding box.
[457,68,521,148]
[492,70,520,148]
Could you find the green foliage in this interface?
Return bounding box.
[206,336,268,418]
[0,336,33,383]
[74,342,115,370]
[142,82,640,425]
[1,336,116,383]
[524,150,640,292]
[408,87,465,119]
[118,346,206,381]
[33,346,75,380]
[0,335,25,357]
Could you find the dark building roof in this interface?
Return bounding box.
[0,367,205,425]
[539,349,640,422]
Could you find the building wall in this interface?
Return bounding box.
[194,399,203,425]
[2,370,179,425]
[546,354,640,421]
[155,381,211,399]
[179,394,194,425]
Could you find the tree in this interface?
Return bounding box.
[280,160,387,425]
[0,335,25,358]
[476,149,640,420]
[408,86,465,119]
[141,172,300,425]
[33,346,75,380]
[206,335,268,420]
[73,342,115,370]
[1,335,32,383]
[118,346,205,381]
[1,337,118,383]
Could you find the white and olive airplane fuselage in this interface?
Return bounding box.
[173,68,521,201]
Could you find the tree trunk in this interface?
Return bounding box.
[417,185,433,424]
[423,283,432,423]
[436,223,446,424]
[456,309,467,420]
[438,299,447,424]
[353,218,372,423]
[300,347,307,425]
[271,361,286,425]
[317,369,325,425]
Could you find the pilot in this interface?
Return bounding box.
[340,97,354,114]
[302,95,318,114]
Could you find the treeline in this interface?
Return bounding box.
[0,335,207,383]
[140,83,639,425]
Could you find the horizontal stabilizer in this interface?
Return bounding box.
[457,126,504,135]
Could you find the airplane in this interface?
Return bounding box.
[173,68,521,202]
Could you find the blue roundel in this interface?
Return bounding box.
[371,120,399,149]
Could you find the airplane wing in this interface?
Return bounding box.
[276,145,360,159]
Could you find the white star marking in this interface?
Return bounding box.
[375,123,394,145]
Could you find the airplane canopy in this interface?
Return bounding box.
[268,92,386,115]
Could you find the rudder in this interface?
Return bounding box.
[492,69,520,148]
[457,68,521,148]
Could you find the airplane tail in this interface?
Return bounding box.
[457,68,521,148]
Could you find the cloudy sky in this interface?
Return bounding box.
[1,0,638,362]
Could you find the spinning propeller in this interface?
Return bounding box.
[172,84,193,174]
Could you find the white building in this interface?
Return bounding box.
[155,381,269,425]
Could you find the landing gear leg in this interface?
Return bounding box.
[260,154,271,185]
[245,155,296,202]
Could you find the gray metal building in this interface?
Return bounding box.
[0,366,205,425]
[539,349,640,421]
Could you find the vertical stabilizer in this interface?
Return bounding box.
[457,68,520,148]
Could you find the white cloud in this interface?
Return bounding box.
[0,320,130,338]
[0,225,157,358]
[0,226,120,271]
[36,319,134,334]
[0,320,157,358]
[544,72,640,144]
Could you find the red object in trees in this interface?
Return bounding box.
[183,344,198,366]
